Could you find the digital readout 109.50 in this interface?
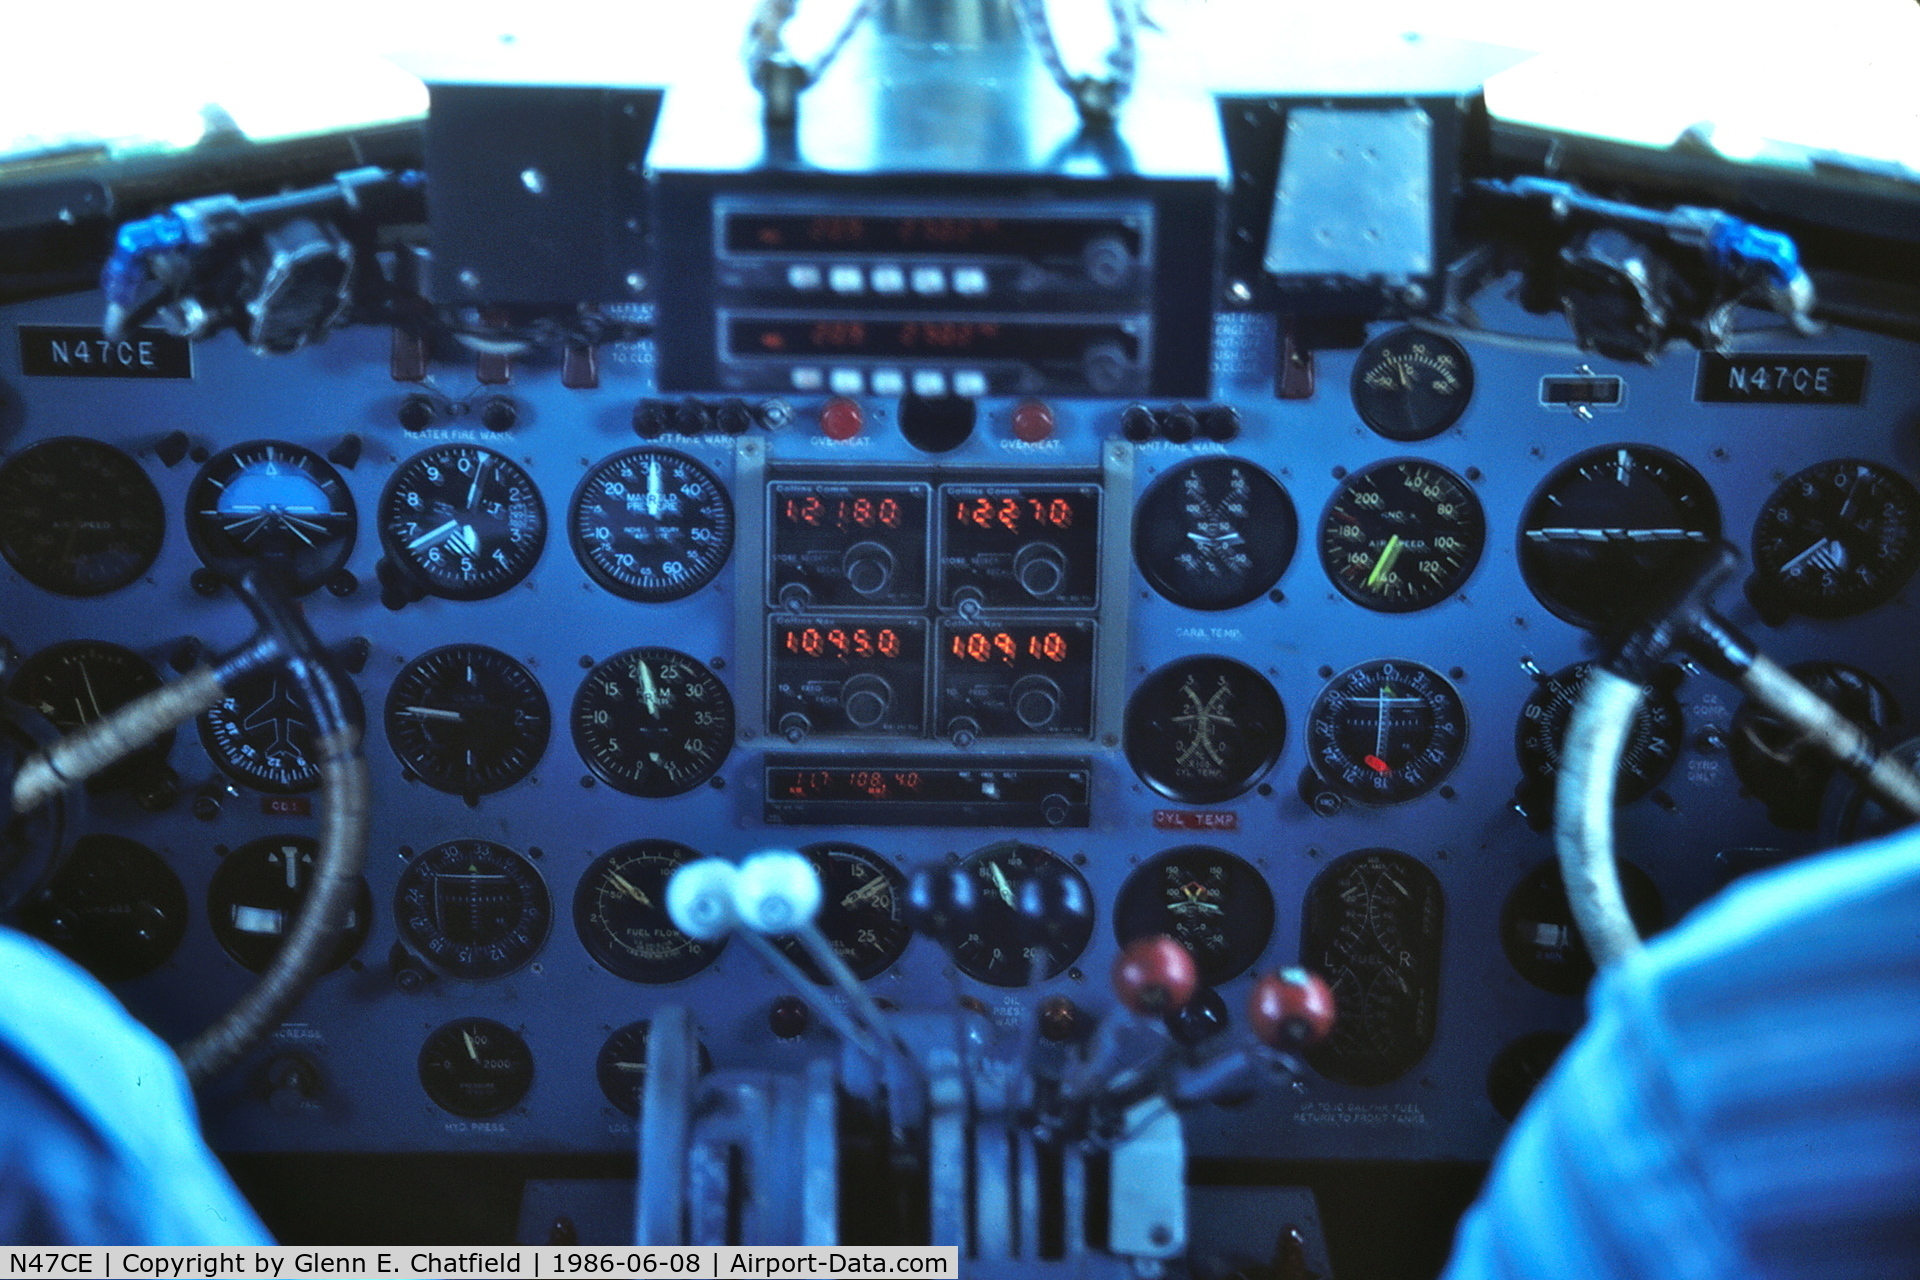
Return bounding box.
[948,630,1072,663]
[781,625,906,661]
[952,496,1077,533]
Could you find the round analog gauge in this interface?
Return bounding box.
[17,834,187,981]
[0,438,163,595]
[570,448,734,602]
[1134,458,1297,611]
[571,648,733,797]
[1515,661,1682,812]
[1113,847,1274,986]
[1749,459,1920,620]
[1518,445,1720,632]
[775,843,911,982]
[385,645,550,798]
[1301,849,1444,1086]
[186,441,356,594]
[419,1018,533,1118]
[596,1021,713,1118]
[1351,328,1473,442]
[1732,662,1899,831]
[1125,657,1285,804]
[1487,1032,1572,1122]
[394,840,551,980]
[9,640,174,797]
[1501,858,1662,995]
[379,444,546,600]
[1306,660,1466,805]
[199,669,322,793]
[1319,460,1485,612]
[951,842,1092,987]
[574,840,725,983]
[206,835,372,974]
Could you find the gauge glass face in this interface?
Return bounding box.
[573,840,725,983]
[206,835,372,974]
[1307,660,1466,805]
[1113,847,1273,985]
[595,1022,713,1117]
[386,645,549,797]
[0,438,163,595]
[380,444,546,600]
[1515,662,1682,807]
[186,441,356,593]
[571,648,733,797]
[1134,458,1296,611]
[419,1018,533,1118]
[10,640,172,795]
[1301,849,1443,1086]
[394,840,550,980]
[1501,859,1662,995]
[1351,328,1473,442]
[1750,459,1920,619]
[951,842,1092,987]
[1125,657,1285,804]
[200,669,322,793]
[1730,662,1899,831]
[774,843,910,982]
[1518,445,1720,631]
[570,448,734,602]
[1487,1032,1571,1122]
[1319,460,1484,612]
[17,834,187,981]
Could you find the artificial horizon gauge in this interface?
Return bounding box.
[9,640,175,798]
[1306,661,1466,805]
[0,438,164,595]
[1518,444,1720,632]
[1113,847,1274,985]
[393,840,551,980]
[574,840,725,983]
[186,441,356,594]
[378,444,546,600]
[199,668,333,794]
[1124,656,1285,804]
[1748,458,1920,621]
[1350,328,1474,442]
[385,645,550,798]
[16,834,187,981]
[595,1022,713,1117]
[1133,458,1296,611]
[951,841,1093,987]
[1514,661,1683,814]
[569,448,734,602]
[774,842,911,982]
[419,1018,533,1118]
[206,835,373,974]
[1319,460,1485,612]
[571,648,734,797]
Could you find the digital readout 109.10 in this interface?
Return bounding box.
[948,630,1072,663]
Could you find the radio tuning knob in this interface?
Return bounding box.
[1013,543,1068,599]
[1011,675,1061,730]
[841,674,894,730]
[843,541,895,597]
[779,713,812,744]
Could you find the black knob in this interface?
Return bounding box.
[1014,861,1092,950]
[632,400,673,438]
[1121,404,1157,442]
[398,394,437,432]
[1011,675,1061,729]
[1013,543,1067,599]
[1160,405,1197,444]
[841,674,893,730]
[717,399,755,435]
[1199,405,1241,442]
[1082,234,1132,288]
[843,542,895,597]
[1166,986,1231,1046]
[479,395,518,433]
[779,713,811,744]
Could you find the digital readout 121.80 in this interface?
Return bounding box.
[948,630,1072,663]
[953,496,1076,533]
[780,493,906,530]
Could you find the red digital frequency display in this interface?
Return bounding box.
[778,623,908,663]
[778,491,909,531]
[946,628,1075,664]
[951,494,1079,535]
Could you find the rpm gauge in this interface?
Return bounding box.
[379,444,546,600]
[574,840,725,983]
[1113,847,1274,985]
[394,840,550,980]
[570,448,733,602]
[572,648,733,797]
[1125,657,1285,804]
[1319,460,1484,612]
[1749,459,1920,621]
[1351,328,1473,442]
[186,441,356,593]
[0,438,163,595]
[386,645,549,799]
[1134,458,1296,611]
[775,843,911,982]
[1306,660,1466,805]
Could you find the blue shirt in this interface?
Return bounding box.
[1444,828,1920,1280]
[0,929,270,1243]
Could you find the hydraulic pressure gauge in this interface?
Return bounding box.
[1749,459,1920,620]
[206,835,372,974]
[186,441,356,593]
[1351,328,1473,441]
[1125,657,1285,804]
[1134,458,1296,611]
[774,842,912,982]
[419,1018,533,1118]
[1113,847,1274,985]
[0,438,164,595]
[571,648,733,797]
[1319,460,1484,612]
[1306,660,1466,805]
[574,840,725,983]
[569,448,734,601]
[394,840,551,980]
[379,444,545,600]
[385,645,549,798]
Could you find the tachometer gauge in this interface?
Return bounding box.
[574,840,725,983]
[1748,459,1920,621]
[1306,660,1465,805]
[10,640,174,798]
[1319,460,1484,612]
[775,842,911,982]
[1125,657,1285,804]
[596,1022,712,1117]
[186,441,356,594]
[571,648,733,797]
[206,835,372,974]
[1518,445,1719,632]
[1301,849,1443,1086]
[1113,847,1274,985]
[379,444,545,600]
[419,1018,533,1118]
[385,645,549,799]
[1351,328,1473,442]
[17,834,187,981]
[569,448,734,602]
[1133,458,1296,611]
[199,669,324,793]
[0,438,163,595]
[951,842,1092,987]
[1514,661,1682,818]
[394,840,550,980]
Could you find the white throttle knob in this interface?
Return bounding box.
[733,850,822,934]
[667,858,739,942]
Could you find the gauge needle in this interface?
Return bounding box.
[463,1030,479,1061]
[841,877,891,910]
[1365,535,1404,588]
[1373,687,1391,767]
[1782,538,1848,574]
[988,862,1016,907]
[637,660,661,716]
[407,519,462,552]
[646,460,666,517]
[400,705,465,722]
[610,872,653,908]
[1525,527,1709,543]
[466,455,488,510]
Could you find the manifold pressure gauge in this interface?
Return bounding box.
[571,648,734,797]
[1319,460,1484,612]
[1306,660,1466,805]
[379,444,546,600]
[1749,459,1920,621]
[1351,328,1473,442]
[186,441,356,594]
[569,448,734,602]
[385,645,550,798]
